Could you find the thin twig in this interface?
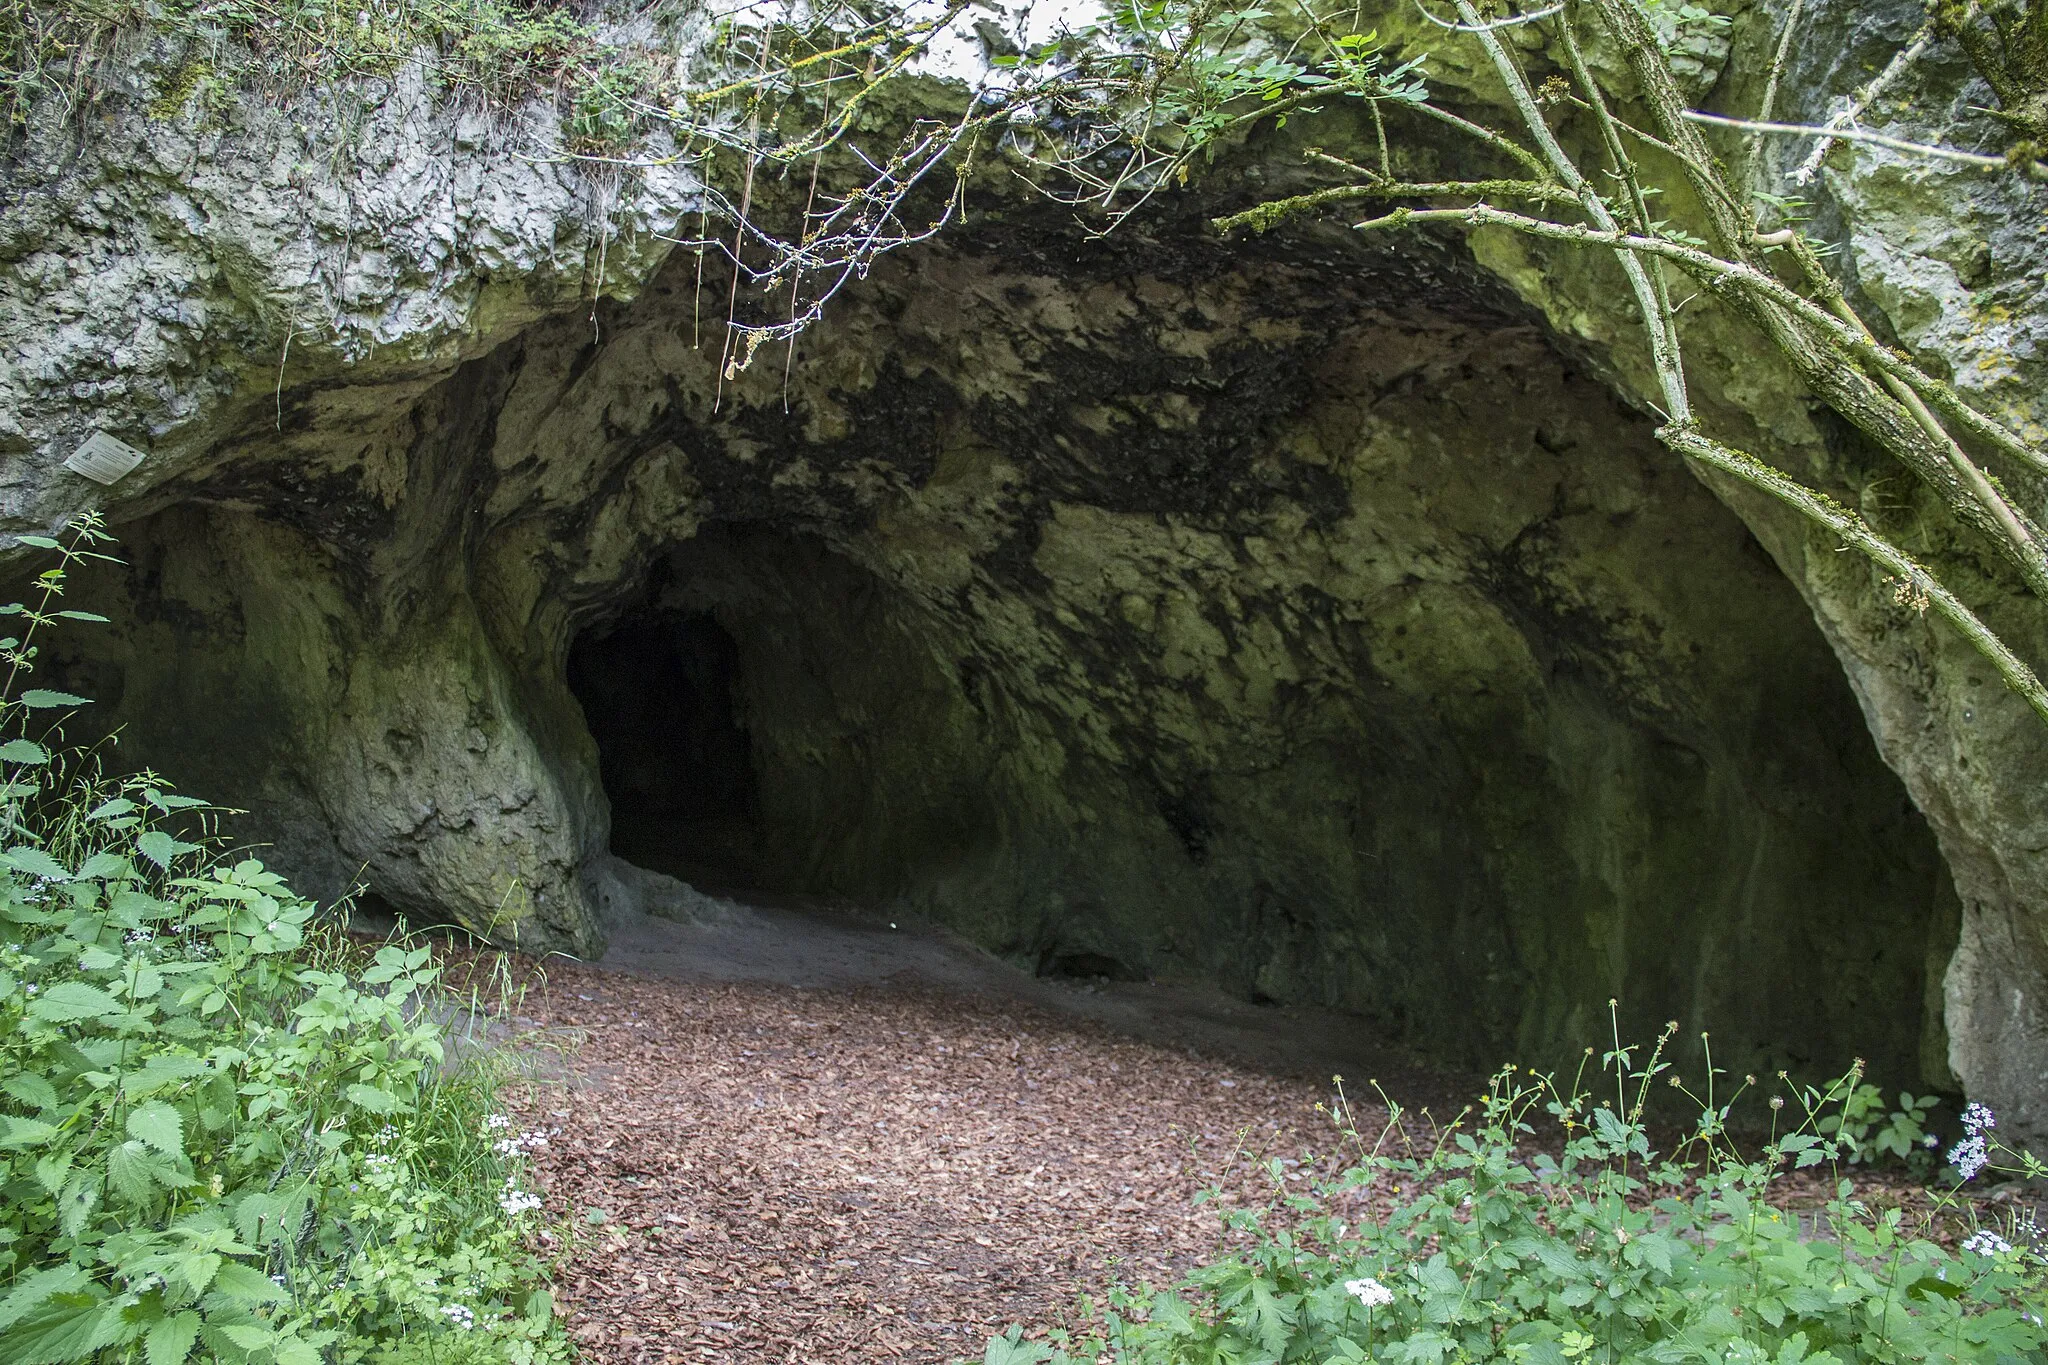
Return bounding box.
[1347,200,2048,484]
[1756,0,1804,127]
[1451,0,1691,420]
[1414,0,1566,32]
[1791,20,1936,183]
[1688,109,2026,173]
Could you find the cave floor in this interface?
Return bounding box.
[444,902,1973,1365]
[469,901,1442,1363]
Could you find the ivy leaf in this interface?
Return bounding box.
[137,831,199,870]
[16,690,88,709]
[127,1100,185,1161]
[27,981,122,1022]
[145,1311,201,1365]
[0,740,48,765]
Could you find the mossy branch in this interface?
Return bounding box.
[1211,177,1575,233]
[1663,424,2048,727]
[1341,201,2048,486]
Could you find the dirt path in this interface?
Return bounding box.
[492,899,1462,1363]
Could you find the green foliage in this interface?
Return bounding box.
[988,1023,2048,1365]
[1816,1084,1942,1176]
[1027,0,1428,158]
[0,519,568,1365]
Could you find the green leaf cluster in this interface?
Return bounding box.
[993,1051,2048,1365]
[0,522,570,1365]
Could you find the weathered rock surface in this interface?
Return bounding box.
[3,2,2043,1134]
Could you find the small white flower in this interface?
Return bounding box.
[1962,1230,2014,1257]
[498,1177,542,1217]
[492,1127,553,1158]
[270,1273,288,1287]
[265,921,282,934]
[484,1113,512,1131]
[1961,1101,1997,1134]
[440,1303,476,1331]
[1922,1133,1940,1149]
[23,983,35,995]
[1949,1134,1990,1181]
[1344,1276,1395,1309]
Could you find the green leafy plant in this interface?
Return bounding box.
[986,1015,2048,1365]
[0,518,569,1365]
[1817,1082,1942,1175]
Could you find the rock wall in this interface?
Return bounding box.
[17,228,1950,1084]
[2,2,2040,1120]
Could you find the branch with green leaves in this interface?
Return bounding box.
[1017,0,2048,729]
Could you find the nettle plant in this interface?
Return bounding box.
[0,519,568,1365]
[987,1018,2048,1365]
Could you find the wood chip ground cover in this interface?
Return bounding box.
[488,958,1358,1363]
[436,951,1982,1364]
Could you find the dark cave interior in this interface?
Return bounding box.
[568,608,764,894]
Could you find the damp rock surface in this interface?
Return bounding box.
[4,0,2046,1142]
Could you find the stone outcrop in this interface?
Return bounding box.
[3,2,2043,1137]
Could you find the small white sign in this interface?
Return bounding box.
[63,431,148,486]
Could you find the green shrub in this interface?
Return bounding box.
[0,519,569,1364]
[987,1022,2048,1365]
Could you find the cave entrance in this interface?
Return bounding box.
[567,609,763,891]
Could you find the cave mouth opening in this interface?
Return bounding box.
[566,607,764,894]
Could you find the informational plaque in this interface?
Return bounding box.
[63,431,148,486]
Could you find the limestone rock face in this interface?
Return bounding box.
[1370,0,2048,1145]
[2,2,2043,1132]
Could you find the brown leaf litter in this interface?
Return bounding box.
[431,942,1986,1365]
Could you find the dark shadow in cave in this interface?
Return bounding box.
[567,609,764,892]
